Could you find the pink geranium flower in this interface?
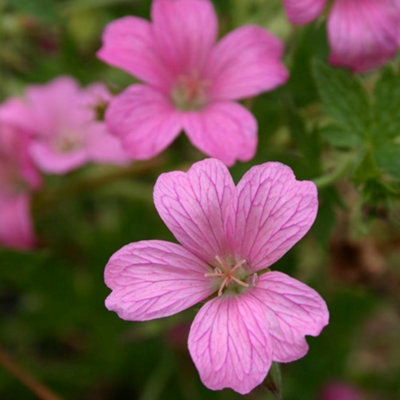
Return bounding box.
[104,158,329,394]
[98,0,289,166]
[0,99,41,250]
[21,77,130,174]
[283,0,400,73]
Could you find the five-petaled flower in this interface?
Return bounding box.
[0,99,41,250]
[98,0,289,166]
[282,0,400,73]
[19,77,130,174]
[104,158,329,394]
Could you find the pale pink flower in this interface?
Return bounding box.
[104,158,329,394]
[98,0,289,166]
[283,0,400,73]
[21,77,130,174]
[0,99,41,250]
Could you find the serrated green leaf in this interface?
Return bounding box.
[373,66,400,142]
[312,60,371,138]
[319,124,363,149]
[373,144,400,179]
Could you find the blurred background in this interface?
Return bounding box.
[1,0,400,399]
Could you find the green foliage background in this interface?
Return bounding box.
[1,0,400,399]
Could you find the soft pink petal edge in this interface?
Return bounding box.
[250,271,329,362]
[282,0,327,25]
[328,0,400,73]
[151,0,218,74]
[182,102,257,166]
[153,158,235,264]
[105,84,182,160]
[188,294,272,394]
[206,25,289,101]
[104,240,214,321]
[229,162,318,272]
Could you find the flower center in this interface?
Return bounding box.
[171,73,209,111]
[53,133,83,153]
[205,255,256,296]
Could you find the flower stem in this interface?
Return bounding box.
[33,156,166,213]
[263,362,282,400]
[313,155,354,189]
[0,347,63,400]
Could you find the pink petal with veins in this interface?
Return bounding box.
[282,0,327,25]
[105,240,213,321]
[182,102,257,166]
[328,0,400,73]
[151,0,218,75]
[229,162,318,272]
[105,84,182,160]
[153,158,235,264]
[188,293,272,394]
[97,16,170,90]
[251,271,329,362]
[206,26,289,101]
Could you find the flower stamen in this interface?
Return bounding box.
[205,256,250,296]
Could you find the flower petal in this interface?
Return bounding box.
[182,102,257,166]
[151,0,218,74]
[105,85,182,160]
[251,271,329,362]
[282,0,326,25]
[105,240,213,321]
[0,195,35,250]
[97,16,169,88]
[230,162,318,272]
[328,0,400,73]
[153,158,235,264]
[188,294,272,394]
[86,123,130,165]
[30,142,88,174]
[205,26,289,101]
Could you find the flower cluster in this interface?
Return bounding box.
[0,77,129,249]
[4,0,400,395]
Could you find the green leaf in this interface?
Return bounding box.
[6,0,59,21]
[312,60,371,138]
[373,66,400,142]
[286,106,321,176]
[352,150,381,183]
[373,144,400,179]
[319,124,363,149]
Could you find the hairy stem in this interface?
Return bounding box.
[0,347,63,400]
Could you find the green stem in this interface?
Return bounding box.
[313,155,354,189]
[0,347,63,400]
[33,156,166,213]
[264,363,283,400]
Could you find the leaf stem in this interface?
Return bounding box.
[0,347,63,400]
[313,155,354,189]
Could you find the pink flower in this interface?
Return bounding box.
[98,0,288,166]
[282,0,400,73]
[0,99,41,250]
[22,77,130,174]
[104,158,329,394]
